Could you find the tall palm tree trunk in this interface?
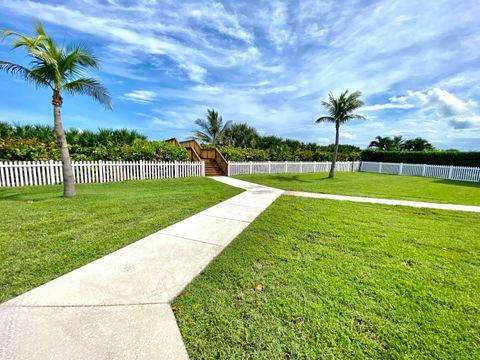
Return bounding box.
[52,90,75,197]
[329,122,340,178]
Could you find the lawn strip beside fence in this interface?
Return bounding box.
[0,160,204,187]
[360,161,480,182]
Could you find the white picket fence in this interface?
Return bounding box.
[227,161,361,176]
[360,161,480,182]
[0,160,205,187]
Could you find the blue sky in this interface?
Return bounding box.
[1,0,479,150]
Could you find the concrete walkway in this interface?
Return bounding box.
[284,190,480,212]
[0,177,283,360]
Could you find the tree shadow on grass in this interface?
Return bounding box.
[267,174,332,183]
[433,179,480,188]
[0,188,63,202]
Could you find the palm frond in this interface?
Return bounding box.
[315,116,335,123]
[0,61,51,88]
[191,130,212,143]
[342,113,365,122]
[63,78,112,109]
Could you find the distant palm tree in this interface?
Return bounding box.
[223,122,259,148]
[368,136,391,150]
[0,22,111,197]
[192,109,231,145]
[316,89,365,178]
[401,137,435,151]
[391,135,405,151]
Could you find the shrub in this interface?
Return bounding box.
[219,146,270,161]
[361,150,480,167]
[0,138,59,161]
[124,141,189,161]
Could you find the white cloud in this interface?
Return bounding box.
[340,131,356,140]
[120,90,157,104]
[361,103,414,111]
[389,88,479,129]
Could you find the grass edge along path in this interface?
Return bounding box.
[0,177,242,303]
[175,196,480,359]
[234,172,480,206]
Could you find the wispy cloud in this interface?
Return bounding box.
[120,90,158,104]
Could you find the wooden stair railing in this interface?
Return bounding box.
[177,139,228,176]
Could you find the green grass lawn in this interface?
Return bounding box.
[234,172,480,205]
[175,196,480,359]
[0,178,241,303]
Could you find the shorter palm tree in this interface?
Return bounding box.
[316,90,365,178]
[192,109,231,145]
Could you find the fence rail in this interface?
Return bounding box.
[227,161,361,176]
[360,161,480,182]
[0,160,205,187]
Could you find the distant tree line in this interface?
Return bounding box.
[368,135,435,151]
[192,109,362,162]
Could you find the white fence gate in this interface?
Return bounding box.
[0,160,205,187]
[228,161,361,176]
[360,161,480,182]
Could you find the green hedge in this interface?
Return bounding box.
[361,150,480,167]
[0,139,189,162]
[218,146,270,161]
[218,146,361,162]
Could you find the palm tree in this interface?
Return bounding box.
[401,137,435,151]
[192,109,231,145]
[368,135,405,151]
[368,136,393,151]
[0,22,111,197]
[391,135,405,151]
[316,89,365,178]
[223,122,259,148]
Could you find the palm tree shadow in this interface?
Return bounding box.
[0,189,62,202]
[434,179,480,188]
[269,174,331,183]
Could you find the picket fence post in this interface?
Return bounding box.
[448,165,453,179]
[268,161,271,174]
[285,161,288,173]
[174,161,178,178]
[140,160,145,180]
[378,162,383,173]
[422,164,426,177]
[249,161,253,174]
[399,162,403,175]
[48,160,55,184]
[300,161,303,173]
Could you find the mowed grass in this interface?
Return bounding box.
[235,172,480,205]
[175,197,480,359]
[0,178,241,303]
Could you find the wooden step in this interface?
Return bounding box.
[201,158,225,176]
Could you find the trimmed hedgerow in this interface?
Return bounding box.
[0,139,189,162]
[361,150,480,167]
[218,146,270,161]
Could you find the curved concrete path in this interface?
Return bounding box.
[284,190,480,212]
[0,177,283,360]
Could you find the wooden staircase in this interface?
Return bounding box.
[204,159,224,176]
[169,139,228,176]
